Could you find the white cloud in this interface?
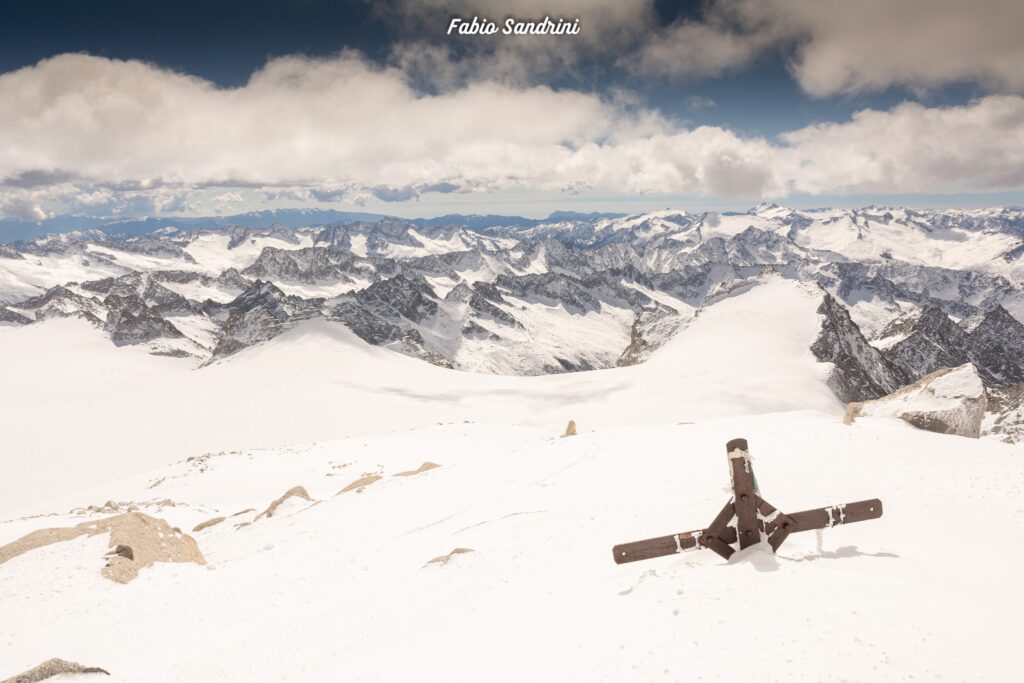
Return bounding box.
[3,53,1024,219]
[0,197,49,222]
[628,0,1024,97]
[389,1,1024,97]
[213,191,244,204]
[625,8,778,80]
[778,95,1024,194]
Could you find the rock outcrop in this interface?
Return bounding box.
[983,384,1024,443]
[0,512,206,583]
[812,294,907,403]
[0,306,31,325]
[616,317,647,367]
[339,474,382,494]
[1,657,109,682]
[877,304,1024,386]
[394,462,441,477]
[844,364,988,438]
[255,486,312,520]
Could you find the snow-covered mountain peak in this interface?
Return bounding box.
[0,206,1021,381]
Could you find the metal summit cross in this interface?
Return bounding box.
[612,438,883,564]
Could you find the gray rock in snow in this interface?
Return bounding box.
[844,364,987,438]
[0,306,32,325]
[812,293,907,403]
[878,304,1024,386]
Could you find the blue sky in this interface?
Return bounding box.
[1,0,1023,222]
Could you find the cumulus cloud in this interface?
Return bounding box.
[0,197,50,222]
[2,52,1024,219]
[778,95,1024,194]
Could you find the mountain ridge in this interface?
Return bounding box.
[1,205,1022,396]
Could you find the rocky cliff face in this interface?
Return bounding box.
[876,304,1024,386]
[964,306,1024,384]
[811,294,907,403]
[875,307,970,377]
[12,285,107,323]
[242,246,368,284]
[104,293,185,346]
[616,317,647,368]
[210,280,323,358]
[82,272,197,316]
[0,306,31,325]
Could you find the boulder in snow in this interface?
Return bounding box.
[255,485,311,520]
[0,512,206,584]
[843,364,987,438]
[1,657,109,682]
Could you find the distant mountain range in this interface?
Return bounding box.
[2,203,1023,438]
[0,208,630,243]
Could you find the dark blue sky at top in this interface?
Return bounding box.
[0,0,987,138]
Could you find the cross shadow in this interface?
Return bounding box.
[724,541,899,572]
[780,545,900,562]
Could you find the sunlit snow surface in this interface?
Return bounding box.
[1,417,1022,681]
[1,276,1022,681]
[1,278,838,511]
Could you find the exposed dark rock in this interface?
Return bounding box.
[965,305,1024,384]
[878,304,1024,386]
[876,306,969,377]
[354,274,438,322]
[108,544,134,560]
[103,294,184,346]
[13,285,106,322]
[616,316,647,368]
[984,384,1024,443]
[208,280,323,357]
[495,272,600,313]
[243,246,366,284]
[0,306,31,325]
[812,293,907,403]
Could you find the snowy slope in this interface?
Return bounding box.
[0,250,129,304]
[3,258,1023,682]
[791,209,1019,274]
[0,277,839,513]
[1,415,1021,681]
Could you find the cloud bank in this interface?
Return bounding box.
[389,0,1024,97]
[3,51,1024,218]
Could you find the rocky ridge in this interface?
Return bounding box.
[0,205,1021,386]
